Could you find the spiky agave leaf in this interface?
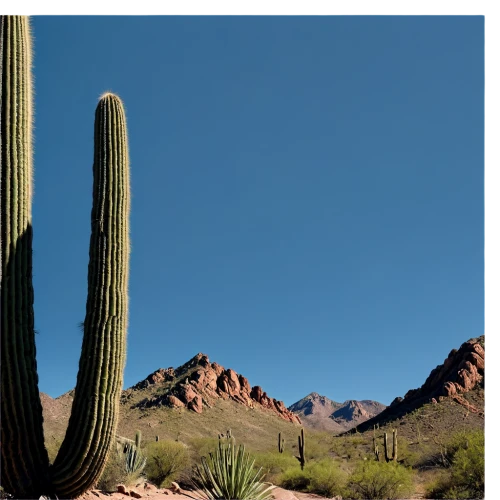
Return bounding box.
[124,445,147,474]
[192,440,274,500]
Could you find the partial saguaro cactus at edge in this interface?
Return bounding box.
[0,15,51,497]
[0,15,131,499]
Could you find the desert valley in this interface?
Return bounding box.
[40,335,485,500]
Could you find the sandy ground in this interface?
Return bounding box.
[76,483,340,500]
[74,481,427,500]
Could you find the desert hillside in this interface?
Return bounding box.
[42,353,307,451]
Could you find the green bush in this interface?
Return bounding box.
[307,459,348,497]
[192,439,274,500]
[251,451,298,484]
[279,466,312,491]
[426,429,484,499]
[302,433,334,460]
[144,440,190,488]
[395,436,420,468]
[348,460,414,499]
[189,437,221,461]
[279,460,347,497]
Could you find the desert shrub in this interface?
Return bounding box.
[97,449,144,492]
[426,429,484,499]
[279,460,348,497]
[251,451,298,483]
[395,436,420,467]
[349,436,366,447]
[189,437,221,461]
[192,439,273,500]
[347,460,414,499]
[144,440,190,488]
[301,433,333,460]
[308,459,348,497]
[279,466,312,491]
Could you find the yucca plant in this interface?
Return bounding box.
[192,440,274,500]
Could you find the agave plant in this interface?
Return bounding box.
[122,444,147,475]
[192,440,274,500]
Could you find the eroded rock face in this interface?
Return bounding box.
[132,367,176,389]
[356,335,485,432]
[132,353,301,424]
[420,337,484,398]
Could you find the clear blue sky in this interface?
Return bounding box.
[31,16,483,407]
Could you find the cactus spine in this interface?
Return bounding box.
[278,432,285,453]
[296,428,305,470]
[1,16,131,499]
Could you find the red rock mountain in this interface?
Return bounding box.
[357,335,485,432]
[122,353,301,424]
[288,392,386,433]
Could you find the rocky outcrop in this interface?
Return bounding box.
[401,336,484,403]
[132,368,176,389]
[288,392,386,433]
[131,353,301,424]
[357,335,485,432]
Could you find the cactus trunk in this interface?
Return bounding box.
[296,428,305,470]
[51,93,130,498]
[0,16,51,497]
[1,16,131,497]
[383,429,398,463]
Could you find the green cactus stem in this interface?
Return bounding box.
[373,426,380,461]
[0,15,51,497]
[135,430,142,449]
[383,429,398,463]
[278,432,285,453]
[1,17,131,496]
[51,92,130,497]
[296,428,305,470]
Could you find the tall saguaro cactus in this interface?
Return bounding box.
[1,16,131,499]
[296,428,305,470]
[0,15,51,496]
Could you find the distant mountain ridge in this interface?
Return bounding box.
[40,338,484,452]
[288,392,386,433]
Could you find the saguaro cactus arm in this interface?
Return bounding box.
[51,93,130,498]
